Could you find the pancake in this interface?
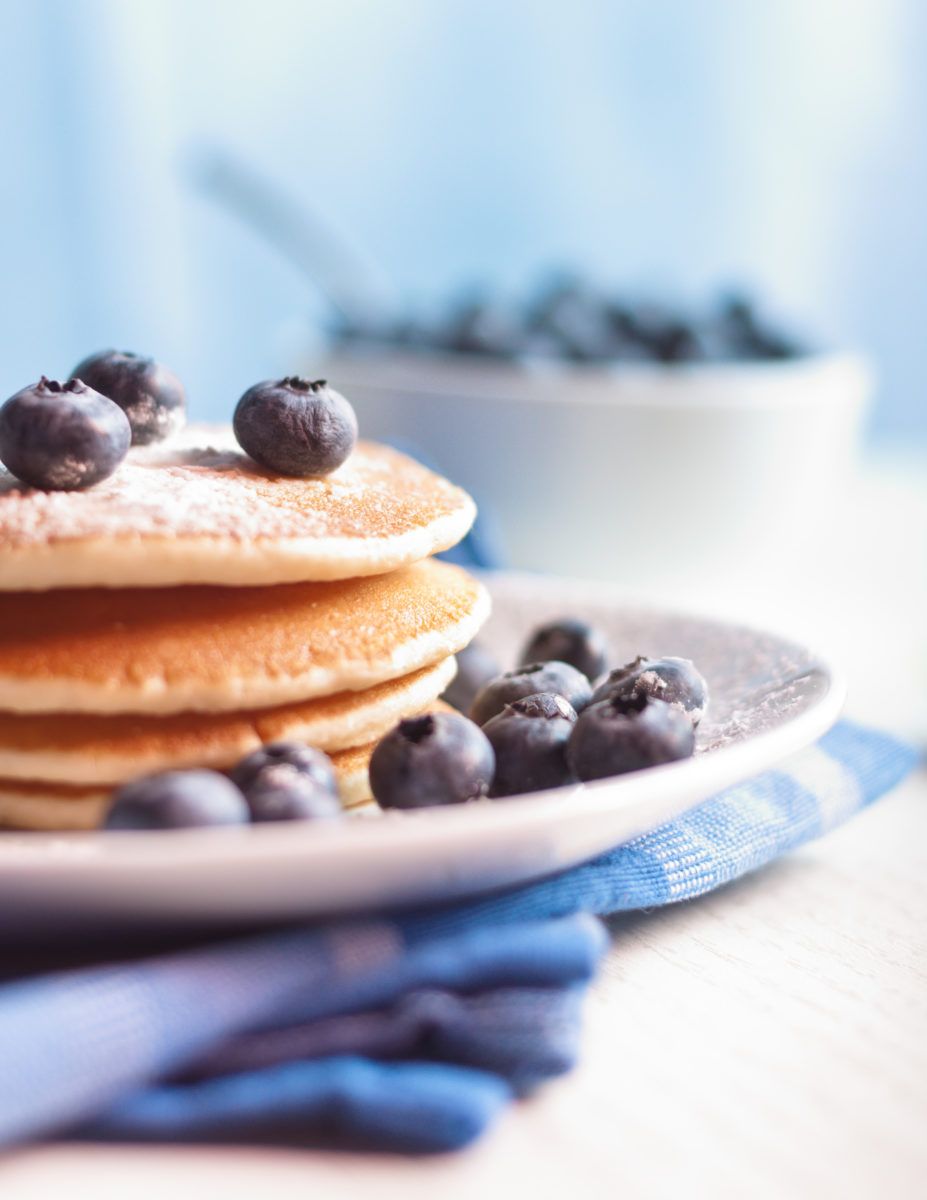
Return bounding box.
[0,701,458,830]
[0,657,456,787]
[0,424,476,590]
[331,741,383,810]
[0,558,489,714]
[0,657,455,785]
[0,738,378,831]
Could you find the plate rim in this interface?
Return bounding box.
[0,604,846,875]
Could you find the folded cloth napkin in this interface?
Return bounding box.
[0,721,915,1153]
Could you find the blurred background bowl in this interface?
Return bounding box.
[319,349,872,587]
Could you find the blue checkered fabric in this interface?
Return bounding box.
[0,720,915,1153]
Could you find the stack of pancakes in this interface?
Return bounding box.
[0,426,489,829]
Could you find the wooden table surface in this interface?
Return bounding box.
[3,456,925,1199]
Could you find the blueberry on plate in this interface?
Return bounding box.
[229,741,341,822]
[369,712,495,810]
[520,618,608,683]
[441,642,502,714]
[241,766,342,823]
[483,692,577,797]
[233,377,358,477]
[568,694,695,782]
[0,377,130,491]
[105,769,249,830]
[470,661,592,727]
[71,350,186,445]
[592,655,708,725]
[230,741,338,796]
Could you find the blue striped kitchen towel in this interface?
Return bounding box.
[0,720,915,1153]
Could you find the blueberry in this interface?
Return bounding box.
[441,642,502,714]
[484,692,577,797]
[105,769,249,830]
[649,321,708,364]
[470,661,592,727]
[230,741,338,796]
[719,293,757,331]
[233,377,358,476]
[717,294,805,361]
[527,276,617,361]
[0,377,131,491]
[520,618,608,683]
[71,350,186,445]
[439,295,523,358]
[369,712,494,810]
[597,316,655,364]
[591,656,708,725]
[568,694,695,782]
[622,305,707,364]
[231,742,341,823]
[605,300,643,342]
[608,301,673,352]
[241,766,342,823]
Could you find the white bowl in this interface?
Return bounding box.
[319,350,873,587]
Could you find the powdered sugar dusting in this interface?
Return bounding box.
[0,425,471,549]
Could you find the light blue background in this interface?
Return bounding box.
[0,0,925,439]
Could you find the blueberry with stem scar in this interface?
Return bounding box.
[591,656,708,725]
[233,377,357,476]
[369,712,494,810]
[470,661,592,727]
[568,693,695,782]
[0,377,130,491]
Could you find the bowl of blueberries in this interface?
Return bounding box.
[317,274,872,586]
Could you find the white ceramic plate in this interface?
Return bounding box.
[0,573,844,932]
